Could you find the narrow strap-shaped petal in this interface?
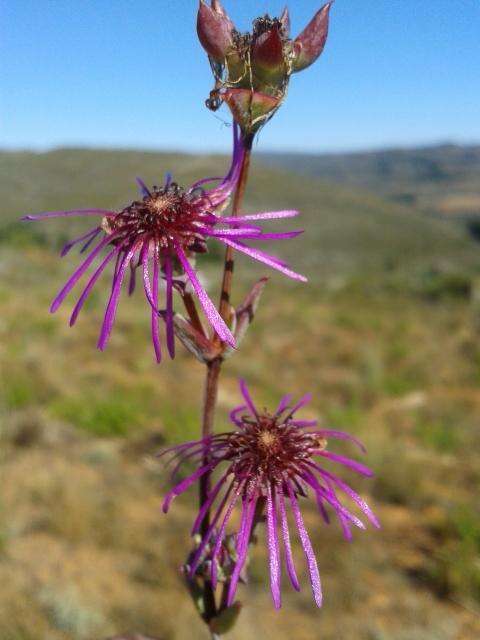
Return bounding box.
[61,227,101,257]
[285,393,313,418]
[162,463,214,513]
[227,493,257,606]
[239,379,258,418]
[189,482,236,575]
[70,241,126,326]
[278,485,300,592]
[23,208,115,221]
[188,175,224,192]
[151,250,162,363]
[191,468,231,535]
[220,238,308,283]
[50,234,113,313]
[211,230,304,241]
[199,226,263,238]
[140,239,167,319]
[290,420,318,428]
[316,467,380,529]
[229,404,248,427]
[136,177,151,197]
[164,251,175,359]
[174,242,235,347]
[97,244,137,350]
[316,430,367,453]
[211,483,243,588]
[318,451,374,477]
[287,482,322,607]
[302,469,366,531]
[219,210,299,223]
[275,394,293,416]
[266,484,282,609]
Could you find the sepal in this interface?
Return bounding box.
[197,0,235,62]
[293,2,333,72]
[173,314,221,363]
[223,277,268,359]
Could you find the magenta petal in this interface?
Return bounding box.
[162,463,214,514]
[136,177,151,197]
[287,483,322,608]
[50,234,113,313]
[303,469,366,531]
[191,469,230,535]
[239,379,258,417]
[220,238,308,282]
[189,482,236,575]
[227,495,257,606]
[220,210,299,223]
[97,244,136,351]
[318,451,374,477]
[316,430,367,453]
[174,242,235,347]
[266,484,282,609]
[70,242,124,326]
[23,208,114,221]
[317,468,380,529]
[229,404,248,427]
[278,486,300,592]
[290,420,318,428]
[275,394,293,416]
[211,483,242,588]
[287,393,313,417]
[151,252,162,364]
[61,227,100,257]
[164,252,175,359]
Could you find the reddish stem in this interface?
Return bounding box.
[198,139,252,626]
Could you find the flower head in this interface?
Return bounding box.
[23,127,306,362]
[161,380,379,608]
[197,1,334,138]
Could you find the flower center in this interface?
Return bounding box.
[228,414,324,484]
[102,184,211,252]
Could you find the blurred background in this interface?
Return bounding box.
[1,1,480,639]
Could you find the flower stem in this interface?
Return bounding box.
[217,141,252,325]
[198,137,253,627]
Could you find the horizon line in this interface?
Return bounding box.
[1,138,479,157]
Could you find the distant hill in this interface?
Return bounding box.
[1,147,478,282]
[260,144,480,219]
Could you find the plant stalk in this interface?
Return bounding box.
[198,138,252,626]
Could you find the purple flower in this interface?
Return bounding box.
[161,380,379,609]
[23,126,305,362]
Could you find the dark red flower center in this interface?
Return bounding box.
[102,184,211,252]
[226,414,327,484]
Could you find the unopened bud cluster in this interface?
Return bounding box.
[198,0,334,139]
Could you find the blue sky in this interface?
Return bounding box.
[1,0,479,152]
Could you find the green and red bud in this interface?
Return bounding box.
[197,0,234,63]
[292,2,334,72]
[197,1,334,138]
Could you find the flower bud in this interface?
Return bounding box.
[293,2,333,73]
[222,89,282,138]
[198,2,334,139]
[197,0,234,63]
[251,19,287,84]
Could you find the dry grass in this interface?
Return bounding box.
[0,240,479,639]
